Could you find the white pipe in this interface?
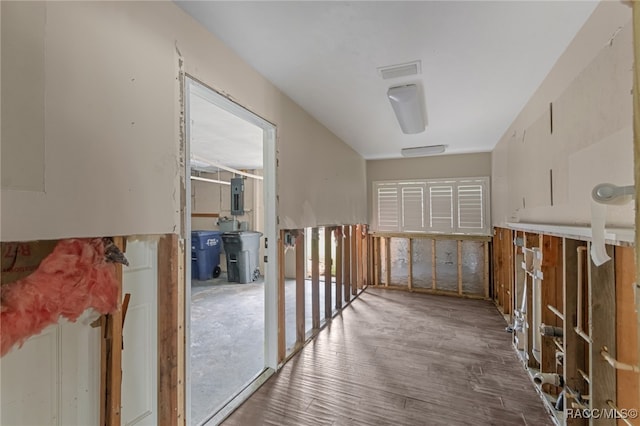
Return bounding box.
[574,246,592,343]
[190,175,231,186]
[547,304,564,321]
[533,372,563,387]
[606,400,634,426]
[601,346,640,373]
[192,155,263,181]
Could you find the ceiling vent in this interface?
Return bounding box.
[378,60,421,80]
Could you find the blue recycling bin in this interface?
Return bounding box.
[191,230,223,281]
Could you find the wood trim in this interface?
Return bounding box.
[311,228,320,330]
[295,232,305,345]
[157,233,180,426]
[324,227,332,319]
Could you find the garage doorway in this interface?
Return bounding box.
[184,77,277,425]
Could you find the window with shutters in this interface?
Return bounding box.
[373,177,490,235]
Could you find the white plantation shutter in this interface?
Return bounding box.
[373,177,490,235]
[401,185,425,231]
[457,184,484,230]
[429,184,454,232]
[377,185,399,231]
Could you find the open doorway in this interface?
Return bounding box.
[184,78,277,426]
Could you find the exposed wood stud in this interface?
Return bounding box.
[483,241,489,299]
[385,237,391,288]
[351,225,358,296]
[324,227,332,319]
[589,243,616,425]
[335,227,343,310]
[408,238,413,291]
[157,234,180,426]
[295,231,305,345]
[311,228,320,330]
[344,226,351,302]
[432,239,437,291]
[375,237,382,286]
[457,240,463,296]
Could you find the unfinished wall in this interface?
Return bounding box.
[492,2,633,227]
[0,1,367,242]
[366,152,492,224]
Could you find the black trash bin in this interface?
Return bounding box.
[191,230,223,281]
[221,231,262,283]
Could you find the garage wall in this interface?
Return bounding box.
[0,1,367,242]
[491,1,634,227]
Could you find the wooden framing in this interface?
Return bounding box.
[564,239,587,426]
[483,242,490,299]
[335,227,343,310]
[457,240,463,296]
[157,233,182,426]
[384,237,391,287]
[431,239,437,291]
[589,244,616,425]
[356,225,363,290]
[100,236,125,426]
[524,233,539,369]
[408,238,413,291]
[324,227,332,319]
[295,232,305,345]
[614,246,639,419]
[351,225,358,295]
[344,226,351,302]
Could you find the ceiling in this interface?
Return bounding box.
[178,1,598,162]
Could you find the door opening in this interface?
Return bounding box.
[184,77,277,426]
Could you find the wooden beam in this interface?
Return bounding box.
[356,225,363,290]
[375,236,381,286]
[539,235,562,395]
[589,244,616,425]
[311,228,320,330]
[351,225,358,295]
[335,227,343,310]
[408,238,413,292]
[564,239,587,426]
[432,239,437,291]
[385,237,391,288]
[615,246,639,418]
[344,226,351,302]
[278,231,286,363]
[370,231,490,242]
[457,240,463,296]
[524,232,539,369]
[483,241,489,299]
[324,227,332,320]
[157,234,180,426]
[295,232,305,344]
[632,2,640,414]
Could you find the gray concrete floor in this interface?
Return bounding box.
[190,273,343,426]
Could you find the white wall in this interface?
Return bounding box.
[491,1,634,228]
[0,1,367,242]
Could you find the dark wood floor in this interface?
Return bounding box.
[223,288,553,426]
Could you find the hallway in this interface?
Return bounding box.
[222,288,552,425]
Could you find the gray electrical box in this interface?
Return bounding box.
[230,177,244,216]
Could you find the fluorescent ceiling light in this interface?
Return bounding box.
[387,84,426,134]
[401,145,446,157]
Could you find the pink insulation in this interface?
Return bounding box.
[1,238,120,356]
